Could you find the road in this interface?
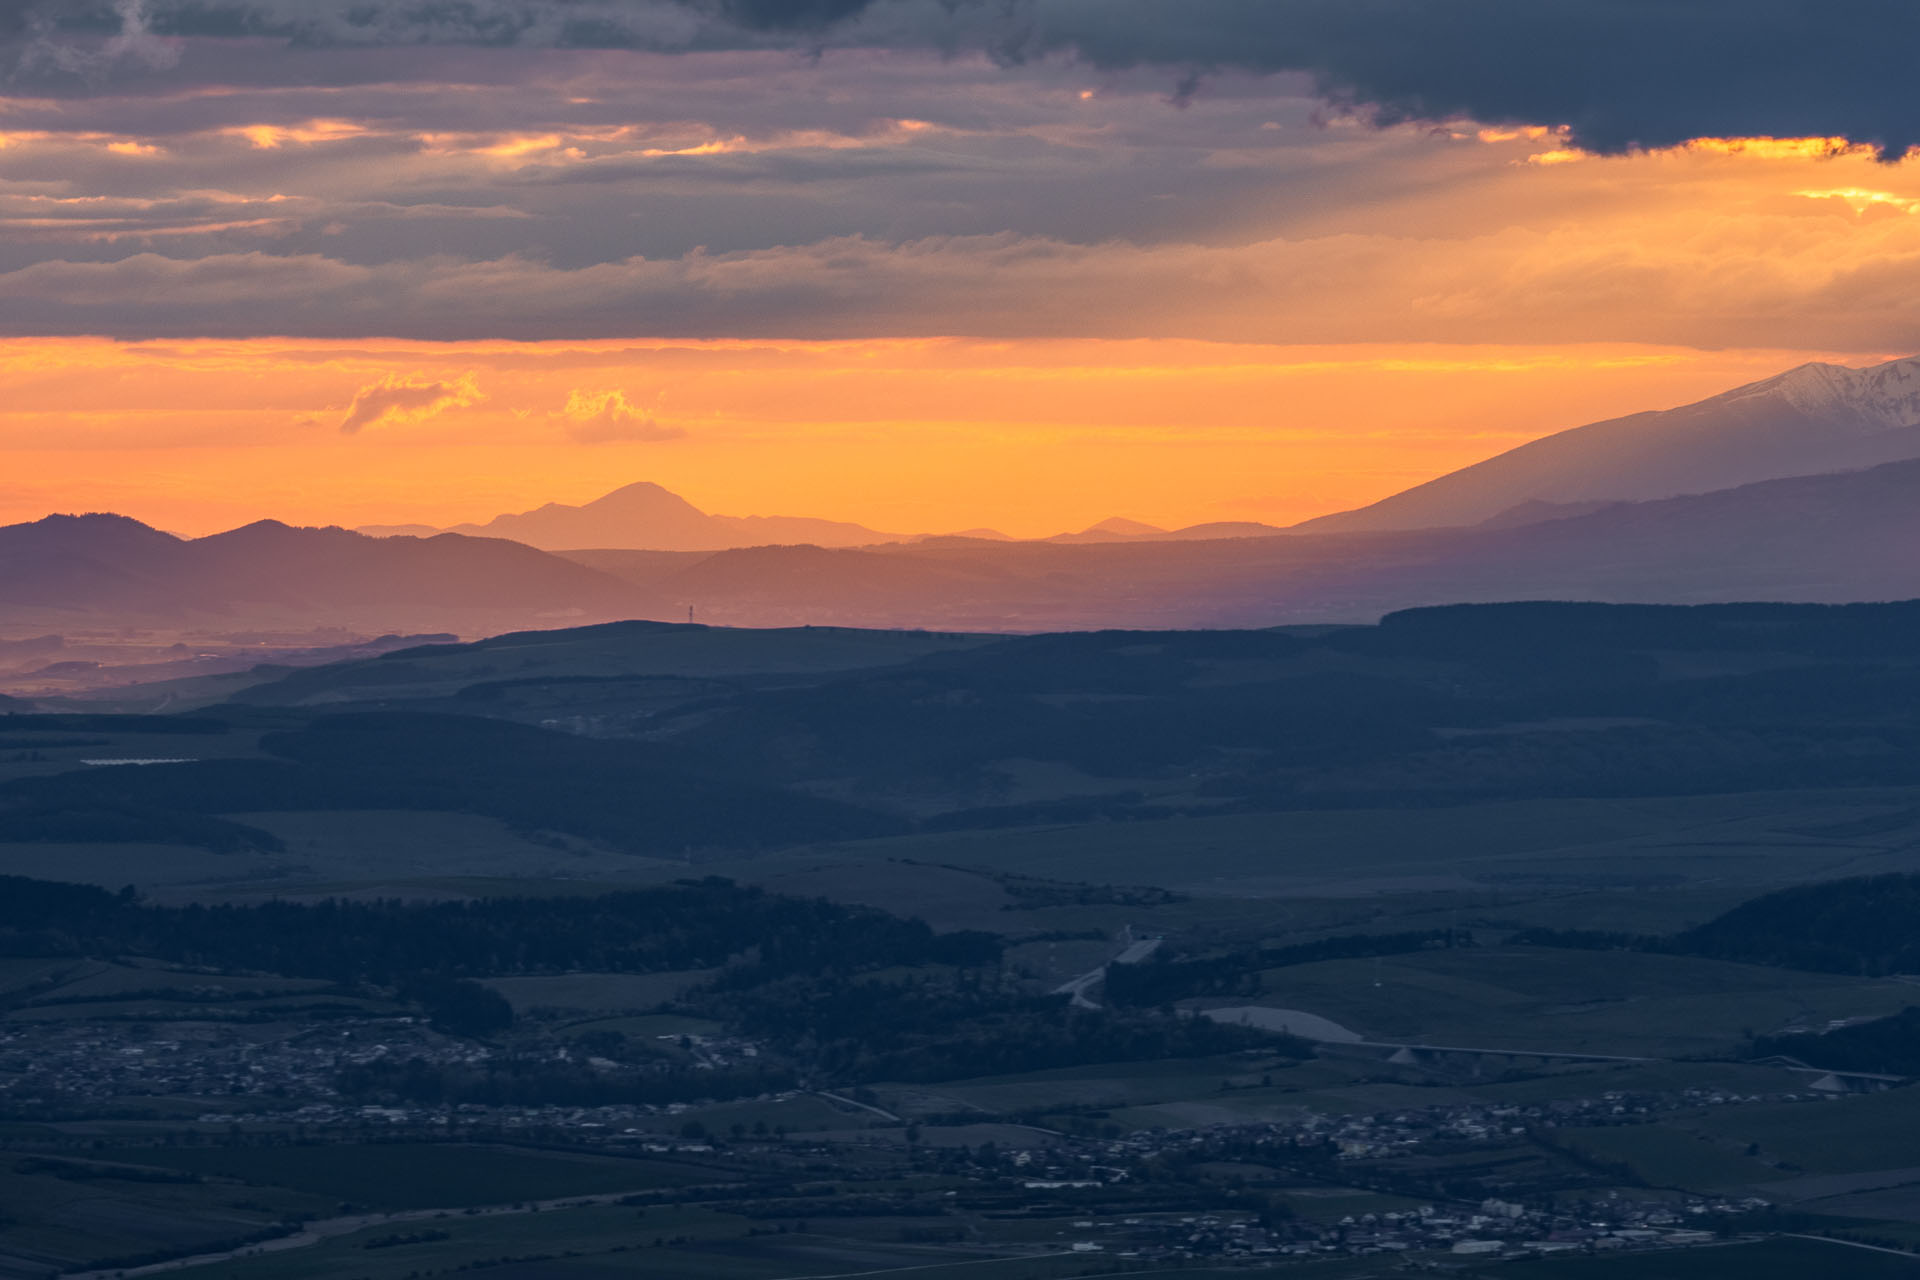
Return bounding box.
[1051,937,1161,1010]
[817,1089,903,1121]
[1781,1233,1920,1260]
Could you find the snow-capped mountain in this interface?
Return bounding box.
[1296,355,1920,533]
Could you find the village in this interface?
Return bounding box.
[2,1009,1850,1268]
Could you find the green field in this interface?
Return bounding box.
[1687,1090,1920,1178]
[0,1156,335,1273]
[167,1203,756,1280]
[1552,1125,1781,1191]
[164,1199,1248,1280]
[906,1052,1301,1115]
[1476,1237,1920,1278]
[87,1143,723,1210]
[1217,945,1916,1058]
[798,789,1920,898]
[30,781,1920,916]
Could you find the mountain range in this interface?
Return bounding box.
[0,515,639,633]
[355,482,1284,551]
[10,353,1920,641]
[358,481,907,552]
[1299,354,1920,532]
[554,454,1920,630]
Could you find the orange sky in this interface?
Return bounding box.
[6,32,1920,536]
[0,336,1898,537]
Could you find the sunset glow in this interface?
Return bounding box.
[4,4,1920,536]
[0,336,1897,537]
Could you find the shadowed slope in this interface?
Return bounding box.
[1298,355,1920,533]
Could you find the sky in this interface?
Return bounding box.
[5,0,1920,537]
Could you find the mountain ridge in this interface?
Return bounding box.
[361,480,906,552]
[0,514,646,632]
[1293,354,1920,533]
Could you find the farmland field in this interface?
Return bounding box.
[84,1143,723,1210]
[1218,946,1917,1058]
[1475,1236,1920,1278]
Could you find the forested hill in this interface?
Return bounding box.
[1512,873,1920,978]
[0,875,999,985]
[0,711,904,856]
[17,599,1920,858]
[1670,873,1920,976]
[0,875,1287,1088]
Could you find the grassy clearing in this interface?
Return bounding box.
[86,1143,722,1210]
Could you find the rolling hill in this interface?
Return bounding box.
[12,452,1920,642]
[561,456,1920,629]
[0,514,647,633]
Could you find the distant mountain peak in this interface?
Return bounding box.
[1734,354,1920,429]
[36,511,168,530]
[23,512,184,547]
[597,480,685,500]
[579,481,708,515]
[1086,517,1165,536]
[359,480,899,553]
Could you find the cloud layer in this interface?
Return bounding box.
[17,2,1920,157]
[5,3,1920,347]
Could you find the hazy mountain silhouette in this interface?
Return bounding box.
[360,483,1287,552]
[0,514,642,631]
[1049,517,1168,543]
[17,357,1920,638]
[1297,355,1920,532]
[1049,517,1291,543]
[564,457,1920,629]
[360,480,903,551]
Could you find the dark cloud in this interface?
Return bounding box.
[18,1,1908,157]
[1011,1,1920,160]
[716,0,874,28]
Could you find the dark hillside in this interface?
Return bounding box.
[0,712,904,855]
[1672,874,1920,976]
[0,514,648,629]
